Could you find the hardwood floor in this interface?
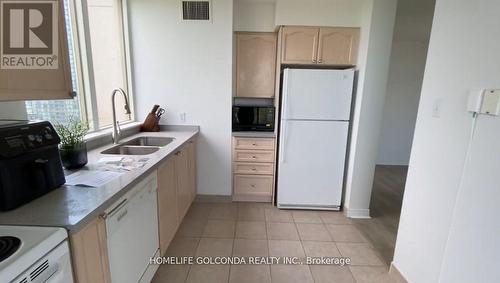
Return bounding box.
[351,165,408,265]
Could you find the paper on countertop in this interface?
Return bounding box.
[66,170,122,187]
[97,156,124,164]
[97,157,150,172]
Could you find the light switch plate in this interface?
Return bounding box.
[480,89,500,116]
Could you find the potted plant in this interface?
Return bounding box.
[55,119,90,170]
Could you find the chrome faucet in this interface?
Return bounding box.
[111,88,131,144]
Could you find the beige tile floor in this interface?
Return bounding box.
[152,202,397,283]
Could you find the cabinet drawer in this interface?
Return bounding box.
[234,137,275,151]
[234,150,275,163]
[234,162,274,175]
[234,175,273,196]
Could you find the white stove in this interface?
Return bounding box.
[0,226,73,283]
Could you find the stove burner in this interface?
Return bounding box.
[0,236,21,262]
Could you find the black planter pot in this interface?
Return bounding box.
[60,143,88,170]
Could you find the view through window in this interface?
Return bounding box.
[25,0,81,125]
[25,0,132,130]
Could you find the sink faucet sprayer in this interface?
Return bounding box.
[111,88,131,144]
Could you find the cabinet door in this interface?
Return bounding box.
[317,27,360,65]
[157,157,179,256]
[0,0,73,101]
[236,33,277,98]
[187,141,197,202]
[281,27,319,64]
[175,146,191,221]
[70,217,111,283]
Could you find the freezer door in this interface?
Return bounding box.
[277,120,349,208]
[282,69,354,121]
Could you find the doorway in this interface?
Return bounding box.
[352,0,436,265]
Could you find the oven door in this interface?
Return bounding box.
[12,241,74,283]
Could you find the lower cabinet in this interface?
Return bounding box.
[69,138,198,281]
[157,157,179,256]
[232,137,276,202]
[70,217,111,283]
[187,141,197,203]
[175,145,191,222]
[158,139,197,255]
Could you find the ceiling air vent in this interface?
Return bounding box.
[181,0,211,21]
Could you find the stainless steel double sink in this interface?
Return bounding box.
[101,136,175,155]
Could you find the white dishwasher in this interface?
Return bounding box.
[104,172,159,283]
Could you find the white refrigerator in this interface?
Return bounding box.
[277,68,354,210]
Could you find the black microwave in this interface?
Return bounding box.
[232,106,275,132]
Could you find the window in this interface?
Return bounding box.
[25,0,133,131]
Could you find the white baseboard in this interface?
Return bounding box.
[343,208,371,219]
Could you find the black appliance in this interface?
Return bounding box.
[0,120,65,211]
[232,106,275,132]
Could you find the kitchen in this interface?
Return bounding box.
[3,0,496,283]
[0,0,396,282]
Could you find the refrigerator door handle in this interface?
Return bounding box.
[280,121,289,163]
[282,70,291,119]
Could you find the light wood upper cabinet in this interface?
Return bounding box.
[281,27,319,64]
[175,146,191,221]
[317,27,360,65]
[157,157,179,256]
[70,217,111,283]
[280,26,360,66]
[235,32,277,98]
[0,0,73,101]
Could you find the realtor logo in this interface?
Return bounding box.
[1,0,58,69]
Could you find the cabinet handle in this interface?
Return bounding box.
[252,156,257,159]
[318,59,322,63]
[312,59,316,63]
[250,184,256,188]
[175,151,181,155]
[251,168,257,171]
[252,143,257,146]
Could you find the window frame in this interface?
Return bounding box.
[69,0,135,132]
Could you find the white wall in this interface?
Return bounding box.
[128,0,233,196]
[376,0,435,165]
[234,0,276,32]
[0,102,27,120]
[234,0,366,32]
[393,0,500,282]
[343,0,398,218]
[438,116,500,282]
[275,0,365,27]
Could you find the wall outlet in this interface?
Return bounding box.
[180,112,187,123]
[480,89,500,116]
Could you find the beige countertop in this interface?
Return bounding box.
[0,126,199,233]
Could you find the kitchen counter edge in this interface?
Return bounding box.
[0,127,199,234]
